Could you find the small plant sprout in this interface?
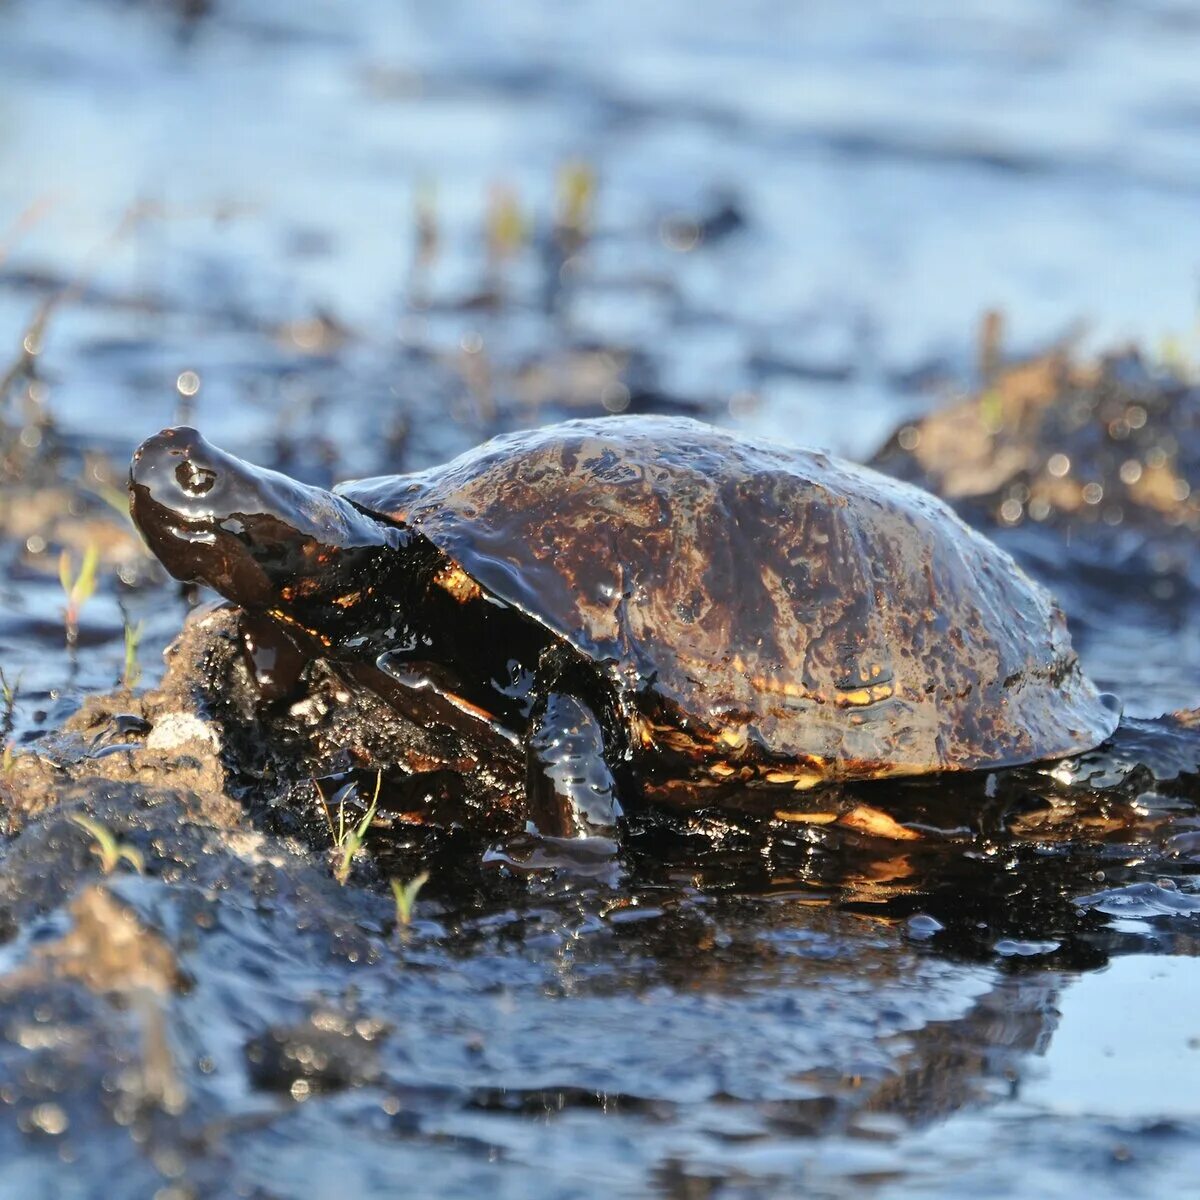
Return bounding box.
[1157,333,1195,380]
[70,814,144,875]
[59,542,100,645]
[122,620,145,690]
[485,181,526,273]
[2,742,15,777]
[413,178,440,271]
[313,777,335,840]
[0,666,19,731]
[333,771,382,886]
[556,159,596,251]
[86,479,136,522]
[978,389,1006,436]
[390,872,430,931]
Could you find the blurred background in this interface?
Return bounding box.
[4,0,1200,462]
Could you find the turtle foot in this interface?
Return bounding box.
[526,691,624,840]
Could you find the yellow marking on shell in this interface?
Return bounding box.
[439,689,500,727]
[763,769,824,789]
[754,678,811,699]
[709,761,738,778]
[774,810,838,825]
[737,671,829,705]
[332,591,362,609]
[727,652,869,708]
[267,608,332,647]
[718,726,748,750]
[434,563,483,604]
[835,682,894,707]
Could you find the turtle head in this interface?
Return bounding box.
[129,427,398,614]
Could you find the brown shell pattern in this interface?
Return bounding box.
[337,417,1118,778]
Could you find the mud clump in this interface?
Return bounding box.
[2,607,242,834]
[3,603,522,845]
[0,885,187,1114]
[0,607,418,1194]
[874,347,1200,535]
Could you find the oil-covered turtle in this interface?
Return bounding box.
[128,416,1119,840]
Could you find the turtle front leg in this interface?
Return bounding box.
[525,692,623,840]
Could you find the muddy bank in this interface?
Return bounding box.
[0,533,1198,1193]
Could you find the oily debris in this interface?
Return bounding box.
[874,347,1200,532]
[0,561,1194,1197]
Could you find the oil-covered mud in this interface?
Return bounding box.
[3,604,1200,1199]
[4,2,1200,1198]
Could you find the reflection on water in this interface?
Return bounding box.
[1,0,1200,1196]
[1027,956,1200,1120]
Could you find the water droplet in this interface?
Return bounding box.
[29,1102,68,1135]
[601,382,631,413]
[905,913,944,939]
[994,938,1060,958]
[1119,459,1143,485]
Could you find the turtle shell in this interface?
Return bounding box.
[336,417,1118,779]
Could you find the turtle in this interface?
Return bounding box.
[128,416,1119,841]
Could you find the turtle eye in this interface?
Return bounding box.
[175,460,217,497]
